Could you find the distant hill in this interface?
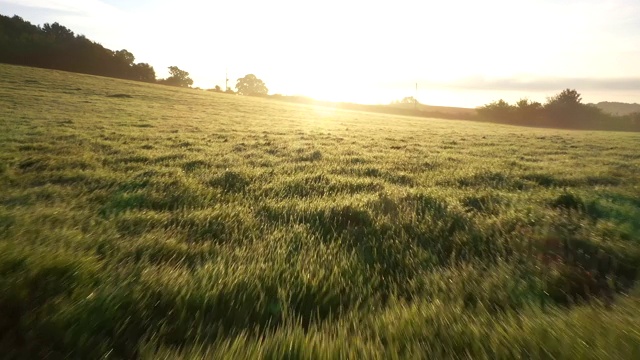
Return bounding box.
[592,101,640,116]
[387,102,477,117]
[269,95,478,121]
[266,94,640,131]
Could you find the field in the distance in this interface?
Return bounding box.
[1,64,640,359]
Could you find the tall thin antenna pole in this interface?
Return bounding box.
[415,82,418,110]
[225,69,229,92]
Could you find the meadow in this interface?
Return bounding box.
[1,63,639,359]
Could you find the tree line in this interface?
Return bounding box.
[0,15,159,82]
[0,14,273,95]
[0,15,204,89]
[3,14,637,131]
[477,89,640,131]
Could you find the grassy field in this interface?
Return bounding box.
[1,63,640,359]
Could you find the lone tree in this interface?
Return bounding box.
[162,66,193,87]
[544,88,583,123]
[236,74,268,96]
[396,96,418,104]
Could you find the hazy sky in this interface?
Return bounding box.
[2,0,640,107]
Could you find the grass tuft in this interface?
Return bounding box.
[208,170,250,193]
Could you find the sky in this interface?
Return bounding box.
[2,0,640,107]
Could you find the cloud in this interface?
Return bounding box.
[0,0,121,16]
[430,77,640,92]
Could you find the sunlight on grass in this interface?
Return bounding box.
[1,64,639,358]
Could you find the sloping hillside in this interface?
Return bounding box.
[1,64,640,359]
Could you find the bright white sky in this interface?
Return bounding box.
[2,0,640,107]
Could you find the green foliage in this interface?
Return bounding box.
[236,74,268,96]
[548,88,582,105]
[1,64,640,358]
[0,15,157,83]
[477,89,639,131]
[159,66,194,88]
[477,99,515,123]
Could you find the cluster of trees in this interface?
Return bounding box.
[206,74,268,96]
[157,66,193,88]
[0,15,199,89]
[12,13,635,132]
[477,89,640,131]
[0,15,156,82]
[1,15,272,95]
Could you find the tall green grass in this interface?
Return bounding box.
[1,64,639,358]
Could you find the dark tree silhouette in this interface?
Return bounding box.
[0,15,157,83]
[42,22,74,41]
[236,74,268,96]
[547,89,582,105]
[544,89,591,126]
[477,99,515,122]
[515,98,543,123]
[476,89,640,131]
[114,49,135,66]
[131,63,156,82]
[159,66,193,87]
